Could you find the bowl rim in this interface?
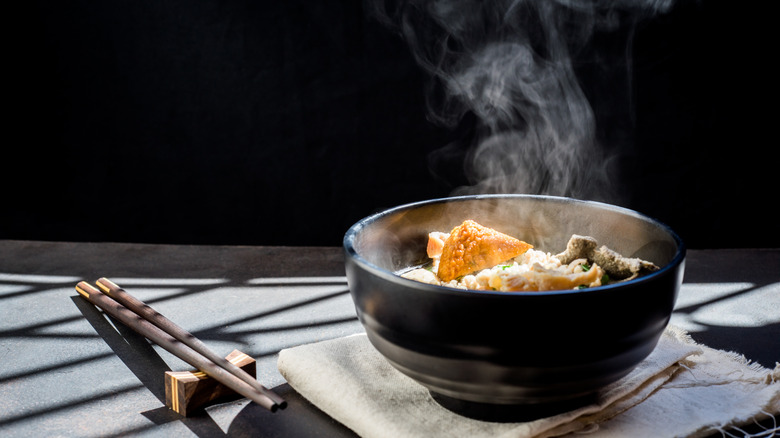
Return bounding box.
[343,194,686,298]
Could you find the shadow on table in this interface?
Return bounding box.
[228,383,358,438]
[69,277,359,437]
[689,322,780,370]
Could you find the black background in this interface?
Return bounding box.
[4,0,774,249]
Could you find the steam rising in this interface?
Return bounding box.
[369,0,674,200]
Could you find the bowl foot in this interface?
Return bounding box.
[429,391,597,423]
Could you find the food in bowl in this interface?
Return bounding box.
[401,219,659,292]
[344,195,685,410]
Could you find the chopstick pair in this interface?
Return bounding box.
[75,278,286,412]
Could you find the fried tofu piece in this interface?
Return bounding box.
[437,220,533,282]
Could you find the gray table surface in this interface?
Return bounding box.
[1,240,778,437]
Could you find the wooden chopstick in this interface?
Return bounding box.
[75,281,284,412]
[93,277,286,409]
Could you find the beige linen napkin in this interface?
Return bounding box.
[277,326,780,438]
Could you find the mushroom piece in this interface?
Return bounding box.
[555,235,659,281]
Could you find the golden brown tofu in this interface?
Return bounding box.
[437,220,533,282]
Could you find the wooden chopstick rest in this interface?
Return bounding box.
[166,349,256,416]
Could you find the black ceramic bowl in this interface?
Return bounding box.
[343,195,685,416]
